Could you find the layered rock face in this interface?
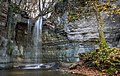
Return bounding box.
[67,16,98,42]
[66,15,120,48]
[0,2,8,55]
[0,2,8,37]
[0,2,29,67]
[0,0,119,66]
[0,2,11,68]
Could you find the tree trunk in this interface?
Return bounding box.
[97,10,108,49]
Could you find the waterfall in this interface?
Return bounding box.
[62,12,70,33]
[27,19,32,33]
[26,19,32,55]
[33,17,43,63]
[57,12,70,33]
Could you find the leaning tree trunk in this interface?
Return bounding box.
[96,8,108,49]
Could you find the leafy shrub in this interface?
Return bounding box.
[79,48,120,75]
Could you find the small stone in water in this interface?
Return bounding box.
[96,74,100,76]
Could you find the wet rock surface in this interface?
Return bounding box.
[13,62,60,70]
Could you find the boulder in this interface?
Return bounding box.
[69,62,81,70]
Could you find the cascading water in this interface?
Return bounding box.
[27,19,32,44]
[31,0,43,64]
[32,17,43,63]
[21,0,54,69]
[62,12,70,33]
[57,12,70,33]
[25,19,32,56]
[27,19,32,34]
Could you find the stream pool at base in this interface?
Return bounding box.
[0,70,84,76]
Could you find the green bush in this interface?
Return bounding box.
[79,48,120,75]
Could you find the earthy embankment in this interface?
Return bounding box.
[60,61,120,76]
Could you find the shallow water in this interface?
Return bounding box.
[0,70,83,76]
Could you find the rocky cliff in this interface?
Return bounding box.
[0,1,30,68]
[0,2,8,37]
[66,14,120,48]
[0,0,120,67]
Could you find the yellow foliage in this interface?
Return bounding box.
[87,1,120,15]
